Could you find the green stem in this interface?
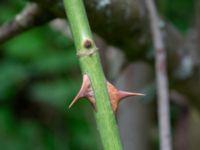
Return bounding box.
[63,0,123,149]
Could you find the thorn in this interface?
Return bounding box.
[68,74,96,110]
[118,91,145,99]
[68,75,144,113]
[107,82,144,112]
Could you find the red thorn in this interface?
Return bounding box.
[107,82,144,112]
[68,75,144,113]
[118,91,145,100]
[68,74,96,110]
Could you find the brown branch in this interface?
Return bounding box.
[0,2,54,45]
[145,0,172,150]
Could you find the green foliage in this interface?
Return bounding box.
[0,0,26,23]
[29,79,78,110]
[158,0,195,32]
[0,61,28,100]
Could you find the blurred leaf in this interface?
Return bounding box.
[3,28,49,62]
[0,107,14,133]
[0,61,28,100]
[29,79,79,109]
[0,0,26,23]
[14,121,46,150]
[159,0,195,32]
[30,50,78,74]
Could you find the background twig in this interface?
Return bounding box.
[145,0,172,150]
[0,2,53,45]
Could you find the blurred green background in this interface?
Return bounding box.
[0,0,195,150]
[0,1,102,150]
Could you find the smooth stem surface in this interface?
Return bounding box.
[63,0,123,149]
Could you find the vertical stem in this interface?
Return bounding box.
[63,0,123,150]
[145,0,172,150]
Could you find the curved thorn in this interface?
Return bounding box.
[87,97,97,111]
[68,74,91,109]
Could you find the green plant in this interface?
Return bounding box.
[63,0,123,149]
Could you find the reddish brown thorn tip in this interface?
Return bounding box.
[68,74,96,110]
[68,76,144,113]
[107,82,144,112]
[118,91,145,99]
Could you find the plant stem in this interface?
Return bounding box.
[63,0,123,149]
